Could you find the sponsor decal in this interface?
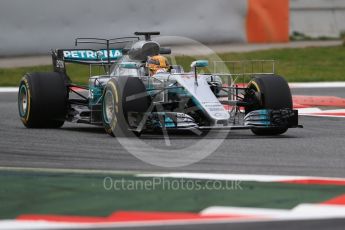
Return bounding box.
[63,49,122,60]
[55,60,64,69]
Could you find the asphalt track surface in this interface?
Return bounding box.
[1,88,345,178]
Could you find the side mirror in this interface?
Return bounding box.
[190,60,208,86]
[119,62,137,69]
[190,60,209,68]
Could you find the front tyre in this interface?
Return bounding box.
[102,83,117,136]
[246,75,292,136]
[102,77,149,137]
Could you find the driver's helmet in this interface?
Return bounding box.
[147,55,170,75]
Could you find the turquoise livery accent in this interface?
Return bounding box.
[89,86,103,106]
[190,60,209,68]
[119,62,137,69]
[164,116,176,128]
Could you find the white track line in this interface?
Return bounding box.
[298,108,345,118]
[1,167,344,182]
[289,82,345,88]
[201,204,345,219]
[0,217,292,230]
[0,87,18,92]
[297,107,322,113]
[302,114,345,118]
[136,172,345,182]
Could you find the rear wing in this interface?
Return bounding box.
[52,48,123,69]
[52,48,123,74]
[52,36,139,74]
[52,34,172,74]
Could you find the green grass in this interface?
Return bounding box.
[1,46,345,86]
[217,46,345,82]
[1,170,345,218]
[0,63,106,86]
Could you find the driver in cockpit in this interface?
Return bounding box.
[146,55,170,76]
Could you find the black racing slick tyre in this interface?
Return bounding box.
[102,76,149,137]
[18,72,68,128]
[246,75,292,136]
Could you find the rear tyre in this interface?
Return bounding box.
[18,72,68,128]
[246,75,292,136]
[102,76,149,137]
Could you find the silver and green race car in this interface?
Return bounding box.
[18,32,302,137]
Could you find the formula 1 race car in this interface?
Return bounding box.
[18,32,302,137]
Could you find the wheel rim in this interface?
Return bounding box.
[19,84,28,117]
[245,81,262,114]
[103,90,115,124]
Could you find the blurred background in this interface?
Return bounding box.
[0,0,344,56]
